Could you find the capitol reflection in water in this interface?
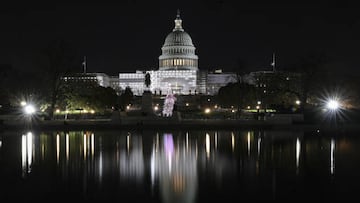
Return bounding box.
[1,129,357,201]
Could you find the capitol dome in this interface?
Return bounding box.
[164,31,194,47]
[159,11,198,71]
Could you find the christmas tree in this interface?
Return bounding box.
[162,92,176,117]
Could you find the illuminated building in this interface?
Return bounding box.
[118,11,236,96]
[66,11,238,96]
[62,72,121,95]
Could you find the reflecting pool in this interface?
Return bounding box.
[0,130,360,201]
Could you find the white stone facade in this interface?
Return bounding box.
[118,12,235,96]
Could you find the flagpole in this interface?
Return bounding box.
[272,52,275,72]
[83,56,87,74]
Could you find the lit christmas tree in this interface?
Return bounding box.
[162,92,176,117]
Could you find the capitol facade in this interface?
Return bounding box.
[118,11,237,96]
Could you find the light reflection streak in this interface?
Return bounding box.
[206,133,210,158]
[119,135,145,184]
[215,132,218,150]
[41,143,45,161]
[331,139,335,175]
[99,138,103,183]
[56,134,60,164]
[247,132,250,156]
[99,150,103,181]
[91,133,94,157]
[22,132,33,175]
[231,132,235,152]
[150,148,155,187]
[257,137,261,157]
[66,133,69,161]
[27,132,32,168]
[296,138,301,170]
[156,133,159,152]
[116,140,119,164]
[195,140,198,159]
[127,134,130,153]
[164,134,174,172]
[21,135,26,175]
[83,134,87,160]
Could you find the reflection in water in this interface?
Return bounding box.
[98,136,103,183]
[185,132,189,150]
[83,133,87,160]
[22,132,33,176]
[152,133,198,203]
[214,132,218,150]
[247,131,251,156]
[231,132,235,152]
[296,137,301,172]
[66,133,69,161]
[56,134,60,164]
[119,134,144,183]
[91,133,94,157]
[127,133,130,153]
[205,133,210,159]
[257,135,261,157]
[0,130,352,201]
[331,139,335,175]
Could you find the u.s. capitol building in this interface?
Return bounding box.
[118,11,237,96]
[70,11,239,96]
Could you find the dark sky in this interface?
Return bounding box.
[1,0,360,75]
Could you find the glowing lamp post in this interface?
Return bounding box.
[23,104,36,125]
[24,104,35,115]
[204,108,211,119]
[256,102,261,121]
[325,99,341,125]
[327,100,339,111]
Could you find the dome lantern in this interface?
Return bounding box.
[173,9,184,31]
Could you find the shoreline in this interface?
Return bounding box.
[1,118,359,132]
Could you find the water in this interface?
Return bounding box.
[0,129,359,201]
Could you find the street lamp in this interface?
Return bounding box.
[23,104,36,125]
[327,99,339,111]
[324,98,342,125]
[24,104,36,115]
[20,101,27,106]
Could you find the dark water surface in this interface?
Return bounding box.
[0,129,359,202]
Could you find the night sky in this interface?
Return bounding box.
[1,1,360,75]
